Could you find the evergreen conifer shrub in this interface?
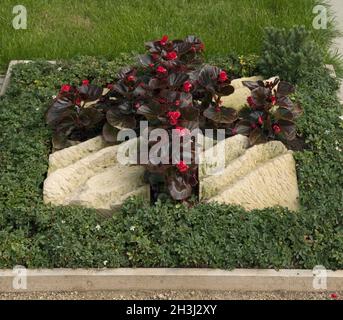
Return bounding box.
[258,26,324,83]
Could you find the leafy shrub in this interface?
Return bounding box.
[258,26,324,84]
[47,35,240,201]
[45,35,305,201]
[234,77,302,145]
[45,81,106,148]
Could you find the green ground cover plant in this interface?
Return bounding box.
[0,41,342,268]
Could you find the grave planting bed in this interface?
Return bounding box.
[0,29,342,292]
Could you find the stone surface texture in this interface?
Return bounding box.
[48,136,109,174]
[222,76,263,110]
[43,137,149,210]
[200,135,300,211]
[44,124,299,212]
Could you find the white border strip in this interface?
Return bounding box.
[0,268,342,293]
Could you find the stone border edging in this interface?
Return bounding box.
[0,268,342,293]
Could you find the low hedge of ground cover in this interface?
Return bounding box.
[0,55,342,269]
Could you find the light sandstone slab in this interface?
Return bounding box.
[209,152,299,211]
[200,141,288,200]
[67,165,147,210]
[222,76,263,110]
[43,137,149,210]
[48,136,109,174]
[44,145,119,205]
[44,132,299,212]
[199,134,249,178]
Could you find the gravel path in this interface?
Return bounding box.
[0,290,341,300]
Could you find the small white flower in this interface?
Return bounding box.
[103,260,108,266]
[57,67,62,71]
[95,224,101,231]
[335,146,342,152]
[52,95,56,99]
[324,130,330,134]
[61,220,65,224]
[339,115,343,121]
[35,107,39,111]
[130,226,136,231]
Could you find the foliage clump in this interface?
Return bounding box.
[258,26,324,84]
[45,35,305,201]
[234,78,302,145]
[46,35,241,201]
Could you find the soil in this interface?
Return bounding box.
[285,135,307,151]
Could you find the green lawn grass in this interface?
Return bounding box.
[0,0,334,71]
